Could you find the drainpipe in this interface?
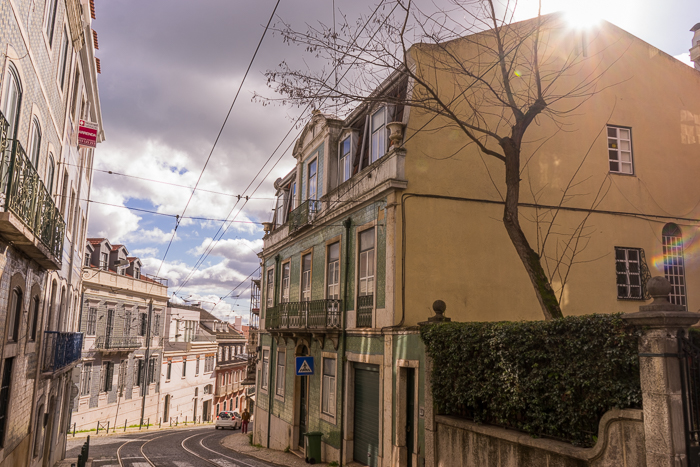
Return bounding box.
[266,255,280,448]
[339,217,351,465]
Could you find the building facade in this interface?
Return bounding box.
[253,16,700,467]
[0,0,103,466]
[72,239,167,432]
[212,323,247,415]
[160,303,217,424]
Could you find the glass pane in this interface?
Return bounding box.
[371,108,385,132]
[615,249,625,260]
[617,285,627,296]
[619,128,630,140]
[608,138,618,149]
[619,140,630,150]
[367,250,375,276]
[360,228,375,251]
[608,149,618,161]
[303,254,312,272]
[620,151,631,162]
[341,137,351,157]
[621,162,633,174]
[607,127,616,138]
[359,252,367,278]
[309,160,317,177]
[628,250,638,261]
[329,242,340,261]
[609,161,619,172]
[616,274,627,285]
[324,358,335,377]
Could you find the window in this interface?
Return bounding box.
[148,358,156,384]
[358,228,375,296]
[86,307,97,335]
[100,252,108,270]
[281,262,290,303]
[261,350,269,390]
[290,181,297,211]
[370,107,387,163]
[307,159,317,201]
[266,268,274,308]
[1,63,22,139]
[225,346,229,361]
[58,27,70,90]
[68,190,76,233]
[117,360,126,393]
[301,253,312,301]
[322,358,336,416]
[275,350,285,397]
[0,358,14,447]
[205,355,214,372]
[166,361,172,380]
[607,126,633,174]
[139,313,147,336]
[46,154,55,194]
[134,266,141,279]
[327,242,340,299]
[615,248,644,300]
[84,252,91,267]
[6,288,22,342]
[59,170,69,213]
[45,0,59,45]
[275,192,286,227]
[663,223,687,309]
[218,347,223,361]
[80,363,92,395]
[101,362,113,392]
[196,357,200,375]
[135,359,144,386]
[29,297,39,341]
[119,267,125,276]
[182,360,187,378]
[339,136,352,183]
[153,314,160,335]
[123,310,131,336]
[71,68,81,120]
[28,118,42,168]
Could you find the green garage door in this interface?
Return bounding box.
[354,363,380,466]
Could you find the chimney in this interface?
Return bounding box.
[234,316,242,330]
[691,23,700,71]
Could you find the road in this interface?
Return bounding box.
[65,425,282,467]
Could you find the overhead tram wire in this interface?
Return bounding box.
[152,0,281,282]
[174,0,395,297]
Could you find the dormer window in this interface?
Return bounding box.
[119,267,125,276]
[339,136,352,183]
[100,252,108,270]
[370,107,388,164]
[134,267,140,279]
[308,159,318,201]
[84,252,91,267]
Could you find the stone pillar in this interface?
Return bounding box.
[624,277,700,467]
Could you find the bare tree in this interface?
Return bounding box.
[259,0,623,320]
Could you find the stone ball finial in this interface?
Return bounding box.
[432,300,446,316]
[646,276,672,299]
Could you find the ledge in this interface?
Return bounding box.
[622,310,700,328]
[0,211,61,269]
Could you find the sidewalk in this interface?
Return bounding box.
[221,432,333,467]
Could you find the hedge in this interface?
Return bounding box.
[420,314,641,447]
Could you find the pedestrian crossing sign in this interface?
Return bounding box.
[296,356,314,375]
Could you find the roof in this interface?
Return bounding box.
[198,309,220,322]
[692,23,700,32]
[87,238,106,245]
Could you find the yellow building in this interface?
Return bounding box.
[254,15,700,467]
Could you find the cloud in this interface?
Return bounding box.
[675,52,693,67]
[190,237,262,265]
[125,227,179,245]
[131,247,159,257]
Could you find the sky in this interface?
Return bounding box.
[87,0,699,322]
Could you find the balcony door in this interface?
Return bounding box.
[105,309,114,346]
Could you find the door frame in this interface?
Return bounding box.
[343,352,384,466]
[395,359,420,467]
[293,342,310,451]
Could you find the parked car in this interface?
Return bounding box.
[215,411,241,430]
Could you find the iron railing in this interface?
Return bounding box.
[266,299,341,330]
[142,273,168,286]
[357,294,373,328]
[95,336,144,350]
[0,136,65,262]
[680,336,700,465]
[42,331,83,373]
[288,199,320,233]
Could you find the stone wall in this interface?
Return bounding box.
[434,410,646,467]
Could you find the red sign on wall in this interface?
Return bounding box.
[78,120,98,148]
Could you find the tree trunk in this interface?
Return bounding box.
[501,137,563,320]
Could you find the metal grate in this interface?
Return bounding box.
[357,295,373,328]
[680,336,700,465]
[663,232,687,309]
[265,299,341,330]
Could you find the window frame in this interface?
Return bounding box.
[57,26,70,91]
[166,361,172,381]
[321,355,337,418]
[44,0,60,47]
[182,359,187,378]
[300,250,313,302]
[615,247,644,300]
[607,125,634,175]
[280,260,291,303]
[6,288,22,343]
[80,362,92,396]
[370,107,388,164]
[358,226,376,298]
[663,223,687,309]
[307,157,318,202]
[86,307,97,335]
[338,135,352,184]
[265,267,275,310]
[275,348,285,399]
[101,361,113,393]
[28,117,42,168]
[261,348,270,391]
[1,63,22,140]
[326,240,341,300]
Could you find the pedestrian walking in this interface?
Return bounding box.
[241,409,251,434]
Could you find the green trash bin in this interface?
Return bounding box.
[304,431,323,464]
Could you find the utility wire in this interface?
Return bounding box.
[84,199,264,224]
[174,0,393,296]
[153,0,280,281]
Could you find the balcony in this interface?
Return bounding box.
[0,116,65,269]
[288,199,320,234]
[95,336,143,351]
[266,299,341,331]
[357,294,373,328]
[41,331,83,375]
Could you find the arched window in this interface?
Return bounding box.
[33,403,44,457]
[6,288,22,342]
[28,117,41,168]
[29,296,40,341]
[46,154,55,194]
[1,63,22,139]
[46,281,57,332]
[662,223,687,309]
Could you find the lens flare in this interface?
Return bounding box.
[650,233,700,272]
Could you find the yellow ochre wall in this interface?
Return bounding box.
[396,17,700,325]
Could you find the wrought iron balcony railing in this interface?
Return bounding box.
[42,331,83,374]
[266,299,341,331]
[357,294,373,328]
[0,112,66,266]
[288,199,320,233]
[142,273,168,286]
[95,336,144,350]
